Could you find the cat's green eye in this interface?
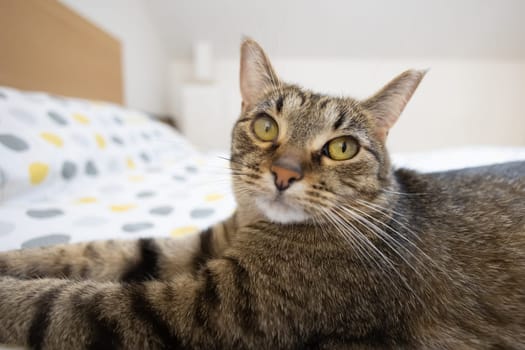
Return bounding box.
[252,114,279,142]
[323,136,359,161]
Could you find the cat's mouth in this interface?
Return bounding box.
[255,194,309,224]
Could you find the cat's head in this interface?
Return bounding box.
[231,39,424,224]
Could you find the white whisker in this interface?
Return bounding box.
[381,189,431,196]
[340,204,434,283]
[329,206,422,302]
[323,207,401,291]
[354,199,423,243]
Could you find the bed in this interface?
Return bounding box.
[1,2,525,349]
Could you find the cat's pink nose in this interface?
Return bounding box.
[270,163,303,191]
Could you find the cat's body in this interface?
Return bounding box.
[0,40,523,349]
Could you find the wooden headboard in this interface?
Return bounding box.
[0,0,123,103]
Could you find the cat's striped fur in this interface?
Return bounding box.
[0,39,524,349]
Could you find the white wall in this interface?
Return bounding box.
[60,0,170,114]
[170,59,525,153]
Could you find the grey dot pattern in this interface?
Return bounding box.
[185,166,198,173]
[137,191,155,198]
[149,206,173,216]
[61,161,77,180]
[190,208,215,219]
[0,221,15,235]
[8,108,35,123]
[111,136,124,145]
[0,168,6,189]
[21,234,71,249]
[48,111,68,125]
[26,209,64,218]
[122,222,154,232]
[85,161,98,176]
[140,152,150,162]
[0,134,29,151]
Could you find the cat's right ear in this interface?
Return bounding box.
[240,38,280,112]
[362,69,426,141]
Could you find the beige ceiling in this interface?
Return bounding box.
[144,0,525,60]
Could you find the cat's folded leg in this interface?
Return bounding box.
[0,216,235,281]
[0,253,270,349]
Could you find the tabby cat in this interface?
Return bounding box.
[0,39,524,350]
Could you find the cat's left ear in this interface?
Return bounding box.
[362,69,426,141]
[240,38,280,112]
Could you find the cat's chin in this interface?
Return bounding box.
[255,197,309,224]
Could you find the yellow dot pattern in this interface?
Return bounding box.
[72,113,90,124]
[110,204,136,212]
[40,132,63,147]
[29,162,49,185]
[170,226,199,237]
[76,197,97,204]
[95,134,106,149]
[128,175,144,182]
[127,158,135,169]
[205,193,224,202]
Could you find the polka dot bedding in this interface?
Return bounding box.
[0,86,236,251]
